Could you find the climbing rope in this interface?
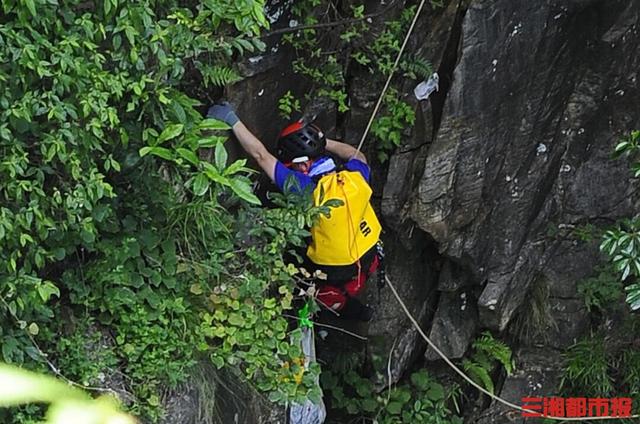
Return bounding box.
[385,275,640,421]
[355,0,430,154]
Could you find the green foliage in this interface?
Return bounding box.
[400,55,434,80]
[462,331,514,395]
[0,1,331,422]
[366,7,419,76]
[371,88,416,162]
[600,218,640,310]
[613,129,640,170]
[278,90,301,120]
[620,349,640,403]
[200,65,243,88]
[53,321,118,388]
[283,1,429,159]
[572,223,600,242]
[560,319,640,409]
[321,361,462,424]
[602,130,640,310]
[577,266,624,312]
[560,337,614,397]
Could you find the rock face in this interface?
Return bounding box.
[408,0,640,333]
[475,347,565,424]
[161,364,286,424]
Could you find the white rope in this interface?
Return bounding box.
[355,0,430,154]
[384,275,640,421]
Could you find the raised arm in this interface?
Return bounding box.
[231,121,277,182]
[207,103,277,182]
[325,138,367,164]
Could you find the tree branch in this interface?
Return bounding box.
[261,0,399,38]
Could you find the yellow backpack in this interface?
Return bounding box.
[307,170,381,266]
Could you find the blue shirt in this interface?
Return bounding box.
[274,156,371,192]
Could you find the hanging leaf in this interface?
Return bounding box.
[157,123,184,144]
[176,148,199,166]
[625,284,640,310]
[139,146,173,160]
[199,119,231,130]
[192,173,210,196]
[215,142,228,170]
[228,179,260,205]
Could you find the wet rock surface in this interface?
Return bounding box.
[160,364,286,424]
[408,0,640,333]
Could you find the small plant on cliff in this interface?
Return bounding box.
[370,87,416,162]
[601,218,640,310]
[462,331,514,395]
[278,90,302,120]
[601,130,640,310]
[577,266,624,313]
[560,319,640,406]
[321,360,462,424]
[560,336,614,397]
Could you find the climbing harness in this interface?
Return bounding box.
[384,275,640,421]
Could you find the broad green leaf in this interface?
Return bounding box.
[24,0,36,16]
[215,142,228,169]
[625,284,640,310]
[198,136,227,147]
[148,147,174,160]
[200,118,231,130]
[0,364,135,423]
[228,179,260,205]
[177,148,199,166]
[361,398,378,413]
[139,146,152,157]
[37,281,60,302]
[410,370,431,390]
[157,124,184,144]
[426,383,445,401]
[386,401,403,415]
[223,159,248,176]
[28,323,39,335]
[192,173,210,196]
[203,163,229,185]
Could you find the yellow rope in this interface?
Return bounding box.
[385,275,639,421]
[355,0,430,154]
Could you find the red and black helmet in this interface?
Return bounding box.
[276,120,326,162]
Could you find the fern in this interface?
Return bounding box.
[199,64,243,88]
[473,331,514,375]
[400,55,433,80]
[463,359,495,394]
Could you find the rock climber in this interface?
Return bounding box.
[207,102,383,321]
